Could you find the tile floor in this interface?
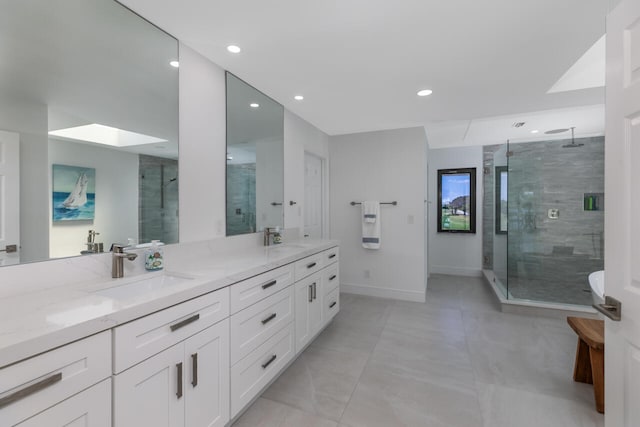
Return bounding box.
[232,274,604,427]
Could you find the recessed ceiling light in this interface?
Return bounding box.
[531,130,539,134]
[169,60,179,68]
[417,89,433,97]
[250,103,259,108]
[227,45,241,54]
[294,95,304,101]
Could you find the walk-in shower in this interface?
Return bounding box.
[483,135,604,309]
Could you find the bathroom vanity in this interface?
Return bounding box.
[0,239,339,426]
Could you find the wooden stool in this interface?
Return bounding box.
[567,316,605,413]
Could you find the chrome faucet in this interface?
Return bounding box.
[112,244,138,278]
[263,227,277,246]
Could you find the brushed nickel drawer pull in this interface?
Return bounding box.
[170,314,200,332]
[329,301,337,308]
[261,313,277,325]
[306,262,317,269]
[312,282,317,300]
[329,275,337,281]
[0,372,62,409]
[261,354,277,369]
[262,280,277,290]
[191,353,198,387]
[176,363,183,398]
[328,254,336,259]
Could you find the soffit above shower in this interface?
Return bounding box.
[118,0,607,138]
[425,104,604,149]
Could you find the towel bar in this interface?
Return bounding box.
[350,201,397,206]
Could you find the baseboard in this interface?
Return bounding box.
[341,283,425,302]
[430,265,483,277]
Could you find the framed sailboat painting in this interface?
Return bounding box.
[52,164,95,221]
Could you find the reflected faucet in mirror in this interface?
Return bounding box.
[112,244,138,278]
[82,230,104,255]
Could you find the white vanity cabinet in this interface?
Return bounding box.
[0,331,111,427]
[112,288,230,427]
[294,272,324,353]
[294,247,340,354]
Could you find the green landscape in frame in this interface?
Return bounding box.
[437,168,476,233]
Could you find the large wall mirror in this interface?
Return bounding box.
[0,0,179,266]
[226,73,284,236]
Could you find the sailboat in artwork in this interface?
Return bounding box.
[62,172,89,208]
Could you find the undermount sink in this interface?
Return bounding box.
[93,272,195,300]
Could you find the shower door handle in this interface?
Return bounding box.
[593,295,622,321]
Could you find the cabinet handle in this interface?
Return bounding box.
[176,362,183,399]
[0,372,62,409]
[308,285,313,303]
[261,354,277,369]
[329,301,337,308]
[170,314,200,332]
[262,280,277,290]
[312,282,317,300]
[191,353,198,387]
[329,275,337,281]
[328,254,336,259]
[306,262,317,269]
[261,313,277,325]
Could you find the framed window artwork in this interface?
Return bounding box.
[437,168,476,233]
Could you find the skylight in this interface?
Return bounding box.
[49,124,167,147]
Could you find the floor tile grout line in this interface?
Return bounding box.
[336,304,391,425]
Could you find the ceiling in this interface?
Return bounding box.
[119,0,610,143]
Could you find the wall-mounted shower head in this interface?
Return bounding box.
[562,127,584,148]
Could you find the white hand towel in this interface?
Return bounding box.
[362,201,381,249]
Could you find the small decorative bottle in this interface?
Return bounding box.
[145,240,164,271]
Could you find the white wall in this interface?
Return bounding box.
[330,127,427,302]
[283,111,330,237]
[428,145,484,277]
[178,44,227,242]
[48,140,139,258]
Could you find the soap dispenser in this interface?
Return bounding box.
[145,240,164,271]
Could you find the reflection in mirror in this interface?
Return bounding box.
[0,0,179,266]
[226,73,284,236]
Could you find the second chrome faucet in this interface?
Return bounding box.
[112,244,138,278]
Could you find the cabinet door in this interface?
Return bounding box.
[309,279,324,338]
[113,344,185,427]
[184,320,230,427]
[17,379,111,427]
[294,277,313,353]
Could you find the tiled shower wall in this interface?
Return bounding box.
[139,155,179,244]
[226,163,256,235]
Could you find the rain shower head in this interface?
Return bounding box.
[562,127,584,148]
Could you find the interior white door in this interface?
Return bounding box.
[0,130,20,266]
[604,1,640,424]
[304,152,323,239]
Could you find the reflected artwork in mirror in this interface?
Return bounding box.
[226,73,284,236]
[0,0,179,266]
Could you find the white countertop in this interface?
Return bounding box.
[0,239,338,369]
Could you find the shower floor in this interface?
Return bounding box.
[507,276,593,306]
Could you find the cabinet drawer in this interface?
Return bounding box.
[0,331,111,427]
[230,287,294,364]
[324,288,340,322]
[113,287,229,373]
[230,265,293,314]
[17,378,111,427]
[231,322,294,418]
[294,252,324,281]
[324,247,339,266]
[323,263,340,295]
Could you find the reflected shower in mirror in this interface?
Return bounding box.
[0,0,179,266]
[226,73,284,236]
